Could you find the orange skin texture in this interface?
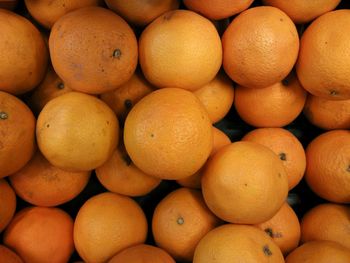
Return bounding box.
[3,207,74,263]
[74,192,148,263]
[234,73,307,127]
[139,10,222,91]
[0,179,16,232]
[222,6,299,89]
[242,128,306,190]
[124,88,213,180]
[285,241,350,263]
[152,188,221,262]
[202,141,289,224]
[300,203,350,249]
[305,130,350,203]
[303,94,350,130]
[0,245,23,263]
[184,0,253,20]
[296,10,350,100]
[193,224,284,263]
[105,0,179,26]
[9,151,91,207]
[0,91,36,178]
[49,6,138,94]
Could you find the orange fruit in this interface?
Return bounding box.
[24,0,101,29]
[49,6,138,94]
[36,92,119,172]
[300,203,350,249]
[0,91,36,178]
[285,240,350,263]
[74,192,148,263]
[304,130,350,203]
[222,6,299,89]
[9,151,91,207]
[0,9,48,95]
[108,244,175,263]
[0,245,23,263]
[176,126,231,189]
[303,94,350,130]
[3,207,74,263]
[202,141,288,224]
[139,9,222,90]
[100,70,154,122]
[124,88,212,180]
[242,128,306,190]
[0,0,18,10]
[152,188,221,262]
[296,10,350,100]
[183,0,253,20]
[263,0,341,24]
[234,73,307,127]
[0,179,16,232]
[194,72,234,124]
[95,143,161,197]
[105,0,179,26]
[255,202,301,255]
[193,224,284,263]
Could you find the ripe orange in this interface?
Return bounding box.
[303,94,350,130]
[242,128,306,190]
[0,179,16,232]
[255,202,301,255]
[49,6,138,94]
[3,207,74,263]
[74,192,148,263]
[202,141,288,224]
[222,6,299,89]
[234,73,307,127]
[124,88,212,180]
[0,245,23,263]
[193,224,284,263]
[305,130,350,203]
[296,10,350,100]
[139,9,222,90]
[36,92,119,172]
[300,203,350,249]
[0,9,48,95]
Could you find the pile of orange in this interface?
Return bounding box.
[0,0,349,262]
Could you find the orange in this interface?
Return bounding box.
[202,141,288,224]
[36,92,119,172]
[139,9,222,90]
[285,241,350,263]
[183,0,253,20]
[0,245,23,263]
[242,128,306,190]
[194,72,234,124]
[263,0,341,24]
[193,224,284,263]
[0,0,18,10]
[300,203,350,249]
[49,6,138,94]
[176,126,231,189]
[0,179,16,232]
[24,0,102,29]
[305,130,350,203]
[124,88,212,180]
[296,10,350,100]
[0,9,48,95]
[222,6,299,89]
[234,73,307,127]
[0,91,36,178]
[74,192,148,263]
[105,0,179,26]
[303,94,350,130]
[3,207,74,263]
[255,202,301,255]
[100,70,154,122]
[152,188,221,262]
[9,151,91,207]
[108,244,175,263]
